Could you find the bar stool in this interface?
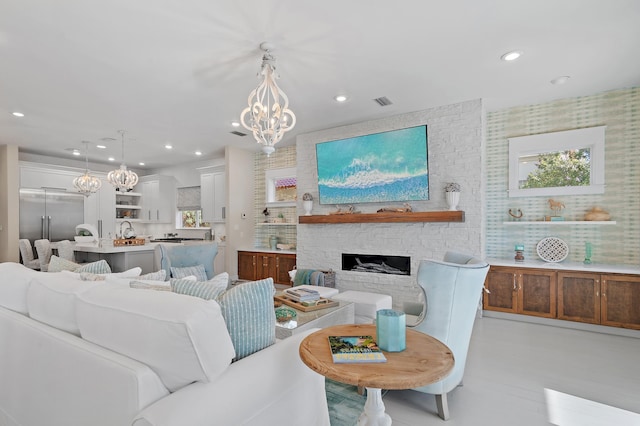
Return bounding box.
[19,239,40,270]
[34,239,52,272]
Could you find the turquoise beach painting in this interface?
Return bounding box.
[316,126,429,204]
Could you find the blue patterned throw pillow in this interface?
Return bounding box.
[170,273,229,300]
[170,264,207,282]
[75,260,111,274]
[216,278,276,361]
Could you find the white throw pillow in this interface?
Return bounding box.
[26,274,103,335]
[76,285,235,392]
[0,262,41,314]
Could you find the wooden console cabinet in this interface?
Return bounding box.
[238,250,296,285]
[485,265,640,330]
[484,267,556,318]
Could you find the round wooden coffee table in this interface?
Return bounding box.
[299,324,454,426]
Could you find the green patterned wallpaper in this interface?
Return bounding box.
[486,87,640,265]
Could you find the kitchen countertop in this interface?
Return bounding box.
[239,247,297,255]
[488,258,640,275]
[74,242,160,254]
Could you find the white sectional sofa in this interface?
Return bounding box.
[0,262,329,426]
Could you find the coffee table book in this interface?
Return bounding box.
[328,335,387,364]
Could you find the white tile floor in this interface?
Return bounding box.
[380,317,640,425]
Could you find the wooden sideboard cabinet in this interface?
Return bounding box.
[487,265,640,331]
[237,250,296,286]
[484,266,556,318]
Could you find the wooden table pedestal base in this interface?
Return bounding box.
[358,388,391,426]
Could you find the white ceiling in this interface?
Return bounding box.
[1,0,639,169]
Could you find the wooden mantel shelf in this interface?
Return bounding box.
[298,211,465,224]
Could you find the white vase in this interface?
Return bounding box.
[303,200,313,216]
[445,191,460,211]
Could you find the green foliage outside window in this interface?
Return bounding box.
[521,149,591,189]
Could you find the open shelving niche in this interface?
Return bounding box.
[115,191,142,222]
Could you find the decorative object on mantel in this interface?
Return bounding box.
[73,141,102,196]
[546,199,565,221]
[302,192,313,216]
[444,182,461,211]
[271,213,285,223]
[514,244,525,262]
[240,42,296,156]
[508,208,523,221]
[584,207,611,221]
[536,237,569,263]
[262,207,270,222]
[107,130,139,192]
[377,203,413,213]
[329,205,360,215]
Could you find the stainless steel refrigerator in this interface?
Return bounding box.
[19,188,85,242]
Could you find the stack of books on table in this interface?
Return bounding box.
[284,287,320,302]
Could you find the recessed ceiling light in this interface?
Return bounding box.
[500,51,522,61]
[108,157,115,162]
[12,112,24,117]
[231,121,240,127]
[96,144,106,149]
[551,76,570,85]
[334,95,348,103]
[138,162,145,166]
[165,144,173,149]
[195,151,202,156]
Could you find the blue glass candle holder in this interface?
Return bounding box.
[584,242,592,264]
[376,309,406,352]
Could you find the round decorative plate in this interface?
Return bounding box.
[536,237,569,262]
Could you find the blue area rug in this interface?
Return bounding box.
[325,379,366,426]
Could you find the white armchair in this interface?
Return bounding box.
[411,251,489,420]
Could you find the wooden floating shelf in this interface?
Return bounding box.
[298,211,465,224]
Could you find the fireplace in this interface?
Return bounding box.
[342,253,410,275]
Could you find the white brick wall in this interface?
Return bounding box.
[296,99,485,310]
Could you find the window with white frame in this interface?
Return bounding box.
[176,186,210,228]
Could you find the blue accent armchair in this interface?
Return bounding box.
[154,243,218,280]
[411,251,489,420]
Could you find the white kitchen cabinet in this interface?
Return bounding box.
[84,182,116,238]
[200,167,226,223]
[20,163,80,192]
[139,175,175,223]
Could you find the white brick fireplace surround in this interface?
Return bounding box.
[296,99,485,310]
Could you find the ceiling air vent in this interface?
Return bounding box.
[230,130,247,137]
[373,96,393,107]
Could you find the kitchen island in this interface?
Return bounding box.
[74,242,158,273]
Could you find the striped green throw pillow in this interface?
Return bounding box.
[216,277,276,361]
[170,273,229,300]
[170,264,207,282]
[75,260,111,274]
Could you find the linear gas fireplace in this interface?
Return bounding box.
[342,253,410,275]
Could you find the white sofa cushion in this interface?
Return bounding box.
[27,274,104,335]
[76,285,235,392]
[0,262,40,314]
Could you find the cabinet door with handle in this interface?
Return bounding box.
[557,272,600,323]
[518,269,556,318]
[601,274,640,330]
[484,267,518,313]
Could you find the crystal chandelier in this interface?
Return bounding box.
[107,130,139,191]
[240,42,296,156]
[73,141,102,196]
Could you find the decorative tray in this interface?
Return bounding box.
[536,237,569,262]
[113,238,146,247]
[274,294,339,312]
